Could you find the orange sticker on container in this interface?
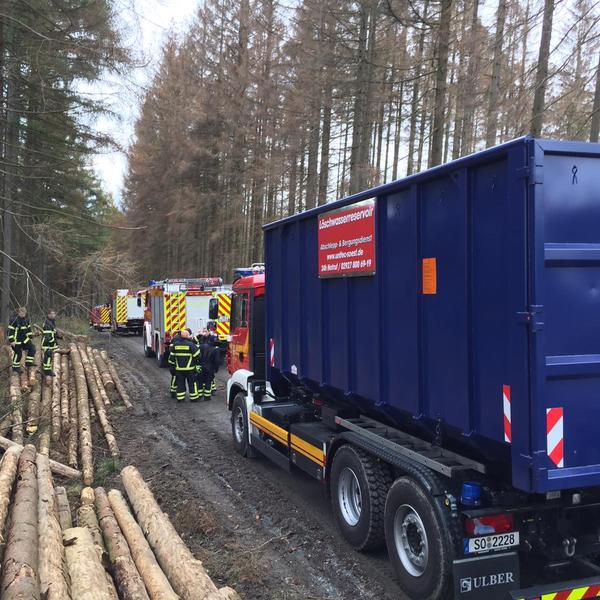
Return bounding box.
[422,258,437,295]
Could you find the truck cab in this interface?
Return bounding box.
[227,274,265,377]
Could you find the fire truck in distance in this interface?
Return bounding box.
[89,303,111,331]
[232,263,265,282]
[141,278,231,367]
[111,289,144,335]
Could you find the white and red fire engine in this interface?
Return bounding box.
[140,278,231,366]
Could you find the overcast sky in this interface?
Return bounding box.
[89,0,200,203]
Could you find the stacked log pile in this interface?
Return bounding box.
[0,448,239,600]
[1,338,132,486]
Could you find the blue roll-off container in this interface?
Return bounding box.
[263,137,600,495]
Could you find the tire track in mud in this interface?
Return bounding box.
[101,334,405,600]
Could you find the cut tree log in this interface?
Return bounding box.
[0,446,22,541]
[76,487,119,600]
[77,344,119,459]
[121,465,239,600]
[9,373,23,444]
[100,350,109,363]
[0,435,81,479]
[28,345,40,388]
[107,360,132,408]
[51,351,62,444]
[0,444,40,599]
[19,369,29,393]
[27,372,41,435]
[63,527,115,600]
[108,489,178,600]
[68,369,78,468]
[39,374,53,455]
[92,348,115,393]
[89,347,111,406]
[37,454,70,598]
[60,354,70,436]
[55,486,73,530]
[95,487,150,600]
[70,344,93,485]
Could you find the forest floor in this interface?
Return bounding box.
[96,333,407,600]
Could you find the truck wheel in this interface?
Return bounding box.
[156,338,168,367]
[231,393,257,458]
[330,445,391,551]
[143,335,155,358]
[385,477,454,600]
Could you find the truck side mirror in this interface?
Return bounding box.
[209,298,218,320]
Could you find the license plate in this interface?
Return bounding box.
[465,532,520,554]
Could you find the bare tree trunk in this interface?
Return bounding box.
[460,0,479,155]
[1,45,19,324]
[429,0,453,167]
[318,80,333,204]
[406,0,429,175]
[590,54,600,142]
[486,0,507,147]
[530,0,555,137]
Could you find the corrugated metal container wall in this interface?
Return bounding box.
[264,137,600,494]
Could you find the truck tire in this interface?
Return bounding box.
[330,445,391,551]
[143,335,155,358]
[231,393,257,458]
[384,477,454,600]
[156,338,168,368]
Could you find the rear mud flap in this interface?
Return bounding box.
[453,552,520,600]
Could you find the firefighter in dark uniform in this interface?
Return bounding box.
[168,328,201,402]
[41,309,59,376]
[197,329,220,400]
[8,307,35,373]
[168,330,183,398]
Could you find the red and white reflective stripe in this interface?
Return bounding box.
[503,385,512,443]
[269,338,275,367]
[546,407,564,468]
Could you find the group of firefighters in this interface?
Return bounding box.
[7,307,60,376]
[168,328,221,402]
[7,306,222,403]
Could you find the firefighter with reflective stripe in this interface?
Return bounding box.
[196,330,220,400]
[168,328,201,402]
[8,306,35,373]
[41,309,59,376]
[168,332,181,398]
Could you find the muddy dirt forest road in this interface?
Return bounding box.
[100,333,406,600]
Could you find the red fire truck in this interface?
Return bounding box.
[141,278,231,367]
[89,303,111,331]
[111,289,144,335]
